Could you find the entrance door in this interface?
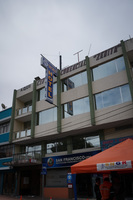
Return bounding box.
[76,174,93,198]
[20,167,41,196]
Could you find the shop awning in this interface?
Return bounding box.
[71,138,133,174]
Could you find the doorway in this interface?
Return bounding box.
[76,173,93,198]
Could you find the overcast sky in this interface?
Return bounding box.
[0,0,133,109]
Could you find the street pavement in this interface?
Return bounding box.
[0,195,96,200]
[0,195,42,200]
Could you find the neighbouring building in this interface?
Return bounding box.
[0,107,15,195]
[9,38,133,199]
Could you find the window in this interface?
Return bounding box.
[72,135,100,150]
[62,71,87,92]
[0,144,14,158]
[37,107,57,125]
[46,139,67,154]
[62,97,90,118]
[95,84,131,110]
[92,57,125,81]
[38,83,57,101]
[0,122,10,134]
[46,168,68,187]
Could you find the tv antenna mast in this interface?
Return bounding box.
[73,50,83,63]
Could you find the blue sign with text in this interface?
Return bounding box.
[42,150,100,169]
[41,55,57,104]
[41,163,47,175]
[67,173,72,184]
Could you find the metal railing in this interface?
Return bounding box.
[16,105,32,116]
[12,150,42,165]
[14,129,31,140]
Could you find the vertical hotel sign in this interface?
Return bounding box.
[41,55,57,104]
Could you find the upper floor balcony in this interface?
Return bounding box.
[13,129,31,141]
[12,150,42,166]
[15,105,32,122]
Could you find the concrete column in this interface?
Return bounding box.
[121,40,133,102]
[9,89,17,143]
[31,80,36,138]
[57,69,61,133]
[86,56,95,126]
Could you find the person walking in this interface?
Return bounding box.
[94,177,102,200]
[100,177,112,200]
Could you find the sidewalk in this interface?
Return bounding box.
[0,195,42,200]
[0,195,96,200]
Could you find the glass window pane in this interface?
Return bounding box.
[22,107,27,114]
[86,136,100,147]
[121,84,132,103]
[73,136,85,150]
[29,105,32,112]
[16,132,19,139]
[53,83,57,96]
[62,71,87,92]
[20,131,25,138]
[18,109,22,115]
[95,84,131,110]
[40,88,45,101]
[47,143,56,153]
[27,129,31,136]
[39,107,57,125]
[93,57,125,81]
[116,56,125,71]
[102,87,121,107]
[95,93,104,109]
[63,97,90,118]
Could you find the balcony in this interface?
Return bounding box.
[17,105,32,116]
[12,150,42,166]
[13,129,31,140]
[15,105,32,122]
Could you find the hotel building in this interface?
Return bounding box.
[9,38,133,198]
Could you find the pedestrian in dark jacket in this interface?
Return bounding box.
[94,177,102,200]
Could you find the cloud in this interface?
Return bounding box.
[0,0,133,108]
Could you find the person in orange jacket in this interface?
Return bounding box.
[100,177,112,200]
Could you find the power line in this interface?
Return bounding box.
[35,103,133,138]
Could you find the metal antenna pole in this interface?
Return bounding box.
[73,50,83,63]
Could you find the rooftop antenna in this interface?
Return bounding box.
[73,50,83,63]
[129,35,132,42]
[88,44,92,56]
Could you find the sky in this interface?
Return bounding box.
[0,0,133,109]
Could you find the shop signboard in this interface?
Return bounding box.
[67,173,72,184]
[97,160,132,171]
[41,163,47,175]
[42,150,100,169]
[41,55,57,104]
[101,136,133,151]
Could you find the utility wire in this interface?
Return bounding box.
[35,103,133,137]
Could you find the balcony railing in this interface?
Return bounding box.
[16,105,32,116]
[12,150,42,165]
[14,129,31,140]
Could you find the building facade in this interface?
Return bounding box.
[0,107,15,195]
[9,38,133,198]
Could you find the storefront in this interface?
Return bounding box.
[71,139,133,200]
[42,150,100,199]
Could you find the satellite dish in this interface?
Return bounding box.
[1,103,6,110]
